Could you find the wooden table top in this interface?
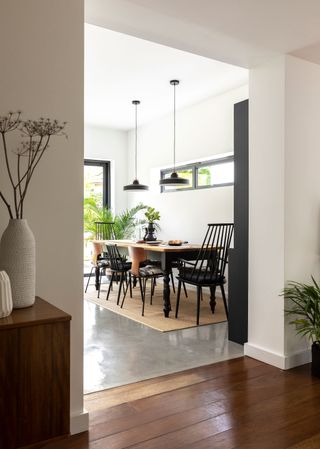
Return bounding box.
[92,239,202,253]
[0,297,71,330]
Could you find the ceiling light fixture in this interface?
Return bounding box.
[159,80,189,187]
[124,100,149,191]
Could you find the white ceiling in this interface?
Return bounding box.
[86,0,320,68]
[85,24,248,130]
[128,0,320,56]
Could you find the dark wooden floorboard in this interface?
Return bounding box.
[40,358,320,449]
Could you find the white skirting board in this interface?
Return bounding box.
[70,409,89,435]
[244,342,311,370]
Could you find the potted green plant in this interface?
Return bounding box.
[282,277,320,377]
[144,207,160,241]
[83,200,148,281]
[83,198,147,239]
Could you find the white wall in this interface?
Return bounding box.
[0,0,87,433]
[284,56,320,355]
[246,55,320,369]
[85,126,128,213]
[127,85,248,243]
[246,57,286,363]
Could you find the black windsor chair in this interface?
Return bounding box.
[175,223,234,325]
[121,246,164,316]
[95,221,116,240]
[105,244,132,305]
[85,222,116,297]
[95,221,116,297]
[85,241,110,297]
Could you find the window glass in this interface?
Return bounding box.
[160,156,234,193]
[84,165,104,207]
[198,161,234,187]
[162,168,193,191]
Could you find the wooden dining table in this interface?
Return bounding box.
[92,239,207,318]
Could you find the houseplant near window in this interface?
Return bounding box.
[84,198,148,239]
[144,207,160,241]
[0,112,66,308]
[282,277,320,377]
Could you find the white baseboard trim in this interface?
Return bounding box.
[284,348,311,369]
[244,343,311,370]
[70,409,89,435]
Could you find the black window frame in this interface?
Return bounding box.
[160,155,234,193]
[84,159,111,208]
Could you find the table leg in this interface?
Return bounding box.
[163,271,171,317]
[95,266,100,291]
[209,285,217,314]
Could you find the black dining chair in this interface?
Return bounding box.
[86,222,116,296]
[175,223,234,325]
[121,246,164,316]
[105,244,132,305]
[85,241,109,297]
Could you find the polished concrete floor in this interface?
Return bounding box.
[84,299,243,394]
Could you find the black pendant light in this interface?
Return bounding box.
[124,100,149,191]
[159,80,189,187]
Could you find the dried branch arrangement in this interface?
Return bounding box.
[0,112,66,219]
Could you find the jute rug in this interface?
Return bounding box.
[85,280,227,332]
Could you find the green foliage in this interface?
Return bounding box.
[84,198,148,239]
[113,205,147,239]
[282,276,320,343]
[84,183,103,208]
[145,207,160,223]
[198,167,211,185]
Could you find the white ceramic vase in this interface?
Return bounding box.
[0,219,35,308]
[0,271,13,318]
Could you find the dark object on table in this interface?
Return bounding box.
[144,207,160,241]
[175,223,234,325]
[144,222,157,241]
[168,240,183,246]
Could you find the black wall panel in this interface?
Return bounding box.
[228,99,249,344]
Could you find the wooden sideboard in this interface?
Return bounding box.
[0,297,71,449]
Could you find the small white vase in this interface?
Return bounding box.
[0,271,13,318]
[0,219,35,308]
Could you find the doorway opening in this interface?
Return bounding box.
[83,25,248,394]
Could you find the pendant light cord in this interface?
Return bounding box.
[135,102,138,180]
[173,82,176,172]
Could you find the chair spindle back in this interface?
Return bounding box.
[188,223,234,283]
[105,244,127,271]
[95,221,116,240]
